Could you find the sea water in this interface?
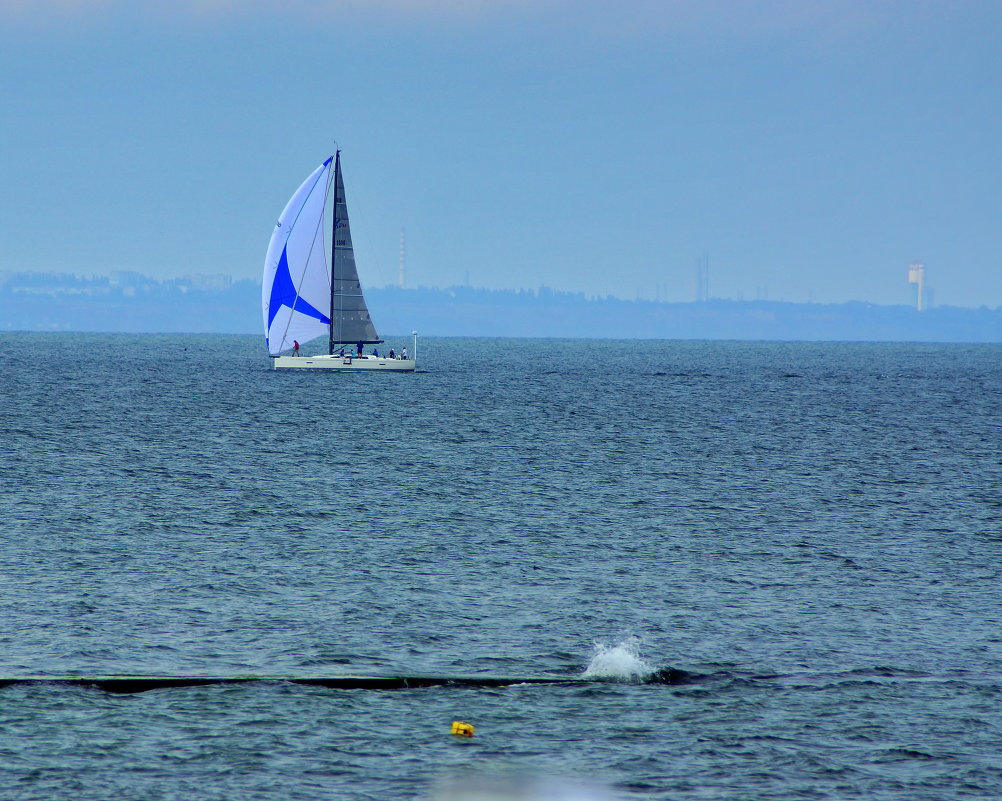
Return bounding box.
[1,333,1000,800]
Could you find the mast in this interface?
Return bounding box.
[325,150,381,348]
[328,150,340,355]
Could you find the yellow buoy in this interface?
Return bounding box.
[451,721,475,737]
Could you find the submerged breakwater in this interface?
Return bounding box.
[0,667,697,694]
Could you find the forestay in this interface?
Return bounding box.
[262,157,334,356]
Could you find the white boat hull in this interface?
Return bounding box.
[272,354,415,372]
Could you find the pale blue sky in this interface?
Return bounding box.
[2,1,999,307]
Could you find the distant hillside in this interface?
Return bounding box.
[0,271,259,334]
[370,286,1002,343]
[2,272,1000,343]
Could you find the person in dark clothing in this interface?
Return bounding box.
[356,342,363,357]
[292,340,300,356]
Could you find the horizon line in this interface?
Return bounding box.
[1,269,997,312]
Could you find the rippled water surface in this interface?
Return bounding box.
[2,333,1001,799]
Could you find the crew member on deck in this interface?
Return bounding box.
[292,340,300,356]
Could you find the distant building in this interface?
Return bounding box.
[186,274,233,291]
[908,262,926,311]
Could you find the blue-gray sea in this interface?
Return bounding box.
[1,333,1001,800]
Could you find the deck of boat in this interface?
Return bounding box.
[272,354,416,371]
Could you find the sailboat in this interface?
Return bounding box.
[262,151,417,371]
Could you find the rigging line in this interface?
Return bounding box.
[273,157,331,257]
[276,159,334,352]
[267,157,331,350]
[278,216,326,351]
[325,159,335,348]
[279,213,328,350]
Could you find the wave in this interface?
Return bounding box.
[582,637,654,682]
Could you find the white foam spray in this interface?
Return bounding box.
[582,636,655,682]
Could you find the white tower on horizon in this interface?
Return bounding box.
[908,262,926,311]
[694,253,709,302]
[398,227,405,289]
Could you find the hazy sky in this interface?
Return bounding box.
[2,0,1000,306]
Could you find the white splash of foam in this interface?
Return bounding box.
[582,636,654,682]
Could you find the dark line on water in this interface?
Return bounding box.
[0,668,700,694]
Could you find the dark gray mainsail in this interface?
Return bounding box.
[329,151,381,348]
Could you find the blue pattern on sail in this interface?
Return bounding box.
[267,245,331,331]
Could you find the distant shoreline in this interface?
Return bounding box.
[2,272,1000,343]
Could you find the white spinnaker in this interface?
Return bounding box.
[262,158,333,355]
